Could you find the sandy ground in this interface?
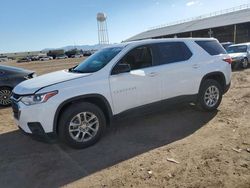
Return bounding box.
[0,59,249,188]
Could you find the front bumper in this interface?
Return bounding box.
[11,98,57,135]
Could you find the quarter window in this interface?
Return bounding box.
[196,40,226,55]
[155,42,192,65]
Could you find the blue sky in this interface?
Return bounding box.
[0,0,250,53]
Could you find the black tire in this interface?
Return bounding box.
[242,58,248,69]
[197,79,222,111]
[58,102,106,149]
[0,87,12,107]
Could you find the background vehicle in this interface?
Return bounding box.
[31,56,40,61]
[56,54,68,59]
[71,54,83,58]
[0,65,35,106]
[12,38,231,148]
[83,51,92,56]
[39,56,53,61]
[17,57,32,63]
[221,42,234,51]
[227,43,250,69]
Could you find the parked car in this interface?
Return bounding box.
[17,57,32,63]
[31,56,40,61]
[11,38,231,148]
[83,51,92,56]
[221,42,234,51]
[227,43,250,69]
[0,65,35,106]
[71,54,83,58]
[56,54,68,59]
[39,56,53,61]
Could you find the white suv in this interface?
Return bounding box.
[11,38,232,148]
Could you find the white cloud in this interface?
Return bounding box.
[186,1,199,6]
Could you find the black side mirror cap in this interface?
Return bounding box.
[111,64,131,75]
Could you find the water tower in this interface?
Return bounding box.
[97,13,109,45]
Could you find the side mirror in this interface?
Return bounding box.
[112,64,131,75]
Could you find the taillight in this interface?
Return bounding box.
[223,57,232,64]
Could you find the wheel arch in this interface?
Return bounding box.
[53,94,113,134]
[199,72,226,93]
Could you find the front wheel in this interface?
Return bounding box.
[0,87,12,107]
[197,79,222,111]
[58,102,106,149]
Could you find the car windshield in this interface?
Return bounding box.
[227,45,247,53]
[71,47,123,73]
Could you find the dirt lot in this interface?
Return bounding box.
[0,59,250,188]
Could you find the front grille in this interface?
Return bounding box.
[12,93,21,101]
[11,101,20,120]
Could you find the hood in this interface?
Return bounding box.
[228,52,247,58]
[0,65,34,74]
[13,70,91,95]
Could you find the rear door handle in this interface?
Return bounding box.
[192,64,200,69]
[148,72,158,77]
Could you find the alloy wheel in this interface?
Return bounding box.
[68,112,99,142]
[204,85,220,108]
[0,89,12,106]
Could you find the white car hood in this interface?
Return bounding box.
[228,52,247,58]
[13,70,91,95]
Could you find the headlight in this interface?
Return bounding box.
[21,91,58,105]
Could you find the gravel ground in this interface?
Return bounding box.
[0,59,249,188]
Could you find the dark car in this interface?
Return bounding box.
[0,65,36,106]
[83,51,92,56]
[17,57,32,63]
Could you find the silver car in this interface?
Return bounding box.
[227,43,250,69]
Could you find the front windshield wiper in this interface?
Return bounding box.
[68,68,84,73]
[68,68,93,74]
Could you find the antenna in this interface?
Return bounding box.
[97,12,109,45]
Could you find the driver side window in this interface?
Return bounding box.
[123,46,152,70]
[113,46,153,74]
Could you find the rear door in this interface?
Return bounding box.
[109,45,161,114]
[153,42,199,100]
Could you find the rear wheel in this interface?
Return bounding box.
[0,87,12,107]
[197,79,222,111]
[58,102,106,149]
[242,58,248,69]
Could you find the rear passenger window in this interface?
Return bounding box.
[156,42,192,65]
[196,40,226,55]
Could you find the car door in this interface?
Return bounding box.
[109,45,161,114]
[153,42,199,100]
[0,69,8,86]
